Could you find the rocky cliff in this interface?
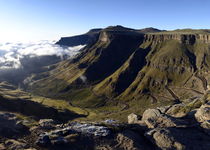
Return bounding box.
[56,28,102,47]
[21,26,210,121]
[144,33,210,44]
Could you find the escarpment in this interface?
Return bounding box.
[25,26,210,117]
[56,28,102,47]
[144,33,210,44]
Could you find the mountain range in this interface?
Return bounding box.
[1,25,210,149]
[19,26,210,117]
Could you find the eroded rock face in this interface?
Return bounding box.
[36,122,111,147]
[141,107,188,128]
[144,34,210,44]
[126,99,210,150]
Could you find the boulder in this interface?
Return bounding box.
[144,115,188,128]
[195,103,210,122]
[145,127,210,150]
[128,113,140,124]
[141,109,161,121]
[116,130,153,150]
[70,122,111,136]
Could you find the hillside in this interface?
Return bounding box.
[1,26,210,149]
[24,26,210,120]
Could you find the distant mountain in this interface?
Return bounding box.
[56,28,102,47]
[55,26,163,47]
[138,27,164,33]
[1,26,210,150]
[2,25,210,119]
[26,26,210,116]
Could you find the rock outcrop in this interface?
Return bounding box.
[2,98,210,150]
[195,103,210,122]
[127,97,210,150]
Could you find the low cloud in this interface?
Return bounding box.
[0,41,86,69]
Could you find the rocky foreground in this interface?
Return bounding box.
[1,93,210,150]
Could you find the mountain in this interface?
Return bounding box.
[24,26,210,120]
[138,27,164,33]
[56,28,102,47]
[1,26,210,149]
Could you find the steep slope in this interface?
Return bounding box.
[56,28,102,47]
[29,26,144,97]
[27,26,210,118]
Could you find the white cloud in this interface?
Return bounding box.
[0,41,86,69]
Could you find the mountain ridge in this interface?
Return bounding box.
[1,25,210,120]
[25,26,210,119]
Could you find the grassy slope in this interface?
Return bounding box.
[23,29,210,122]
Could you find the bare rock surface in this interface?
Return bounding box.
[195,103,210,122]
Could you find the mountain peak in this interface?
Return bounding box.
[105,25,135,31]
[138,27,163,33]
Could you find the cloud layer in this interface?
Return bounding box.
[0,41,86,69]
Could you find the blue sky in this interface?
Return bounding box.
[0,0,210,42]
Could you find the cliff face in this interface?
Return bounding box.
[144,33,210,44]
[198,34,210,43]
[26,26,210,118]
[56,28,102,47]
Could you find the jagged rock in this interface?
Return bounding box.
[128,113,140,124]
[116,130,153,150]
[0,112,28,137]
[195,103,210,122]
[38,119,55,129]
[146,127,210,150]
[145,115,188,128]
[5,139,27,150]
[142,109,161,121]
[141,106,189,128]
[70,122,111,136]
[36,122,111,147]
[146,128,184,150]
